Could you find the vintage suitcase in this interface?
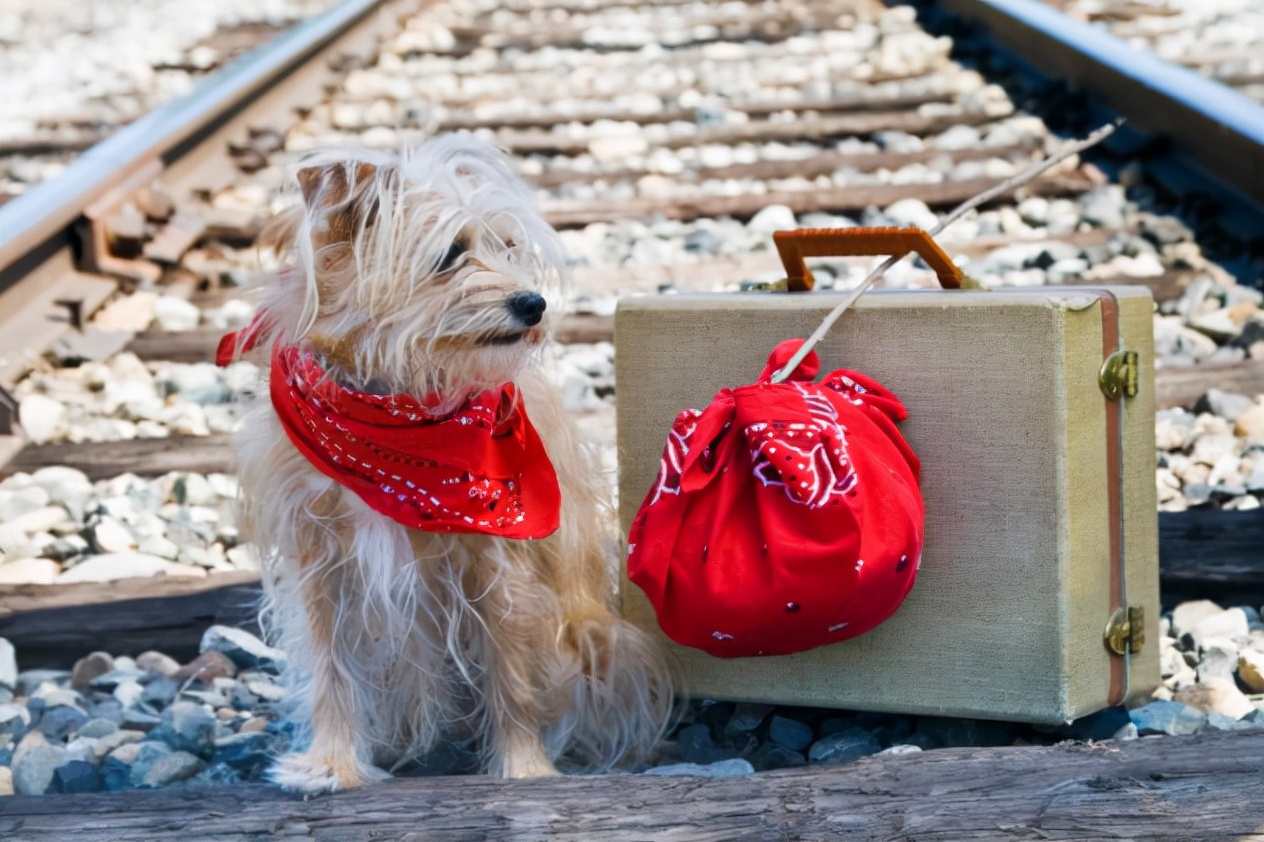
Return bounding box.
[616,228,1159,725]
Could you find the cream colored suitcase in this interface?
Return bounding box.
[616,230,1159,725]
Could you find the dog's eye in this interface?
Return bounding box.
[436,238,467,273]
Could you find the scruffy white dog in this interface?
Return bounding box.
[223,134,672,793]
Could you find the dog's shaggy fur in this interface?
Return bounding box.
[232,134,673,793]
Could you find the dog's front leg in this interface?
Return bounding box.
[272,568,387,793]
[466,553,562,779]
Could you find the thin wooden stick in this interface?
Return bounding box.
[770,120,1122,383]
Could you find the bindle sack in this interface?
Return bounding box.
[626,335,924,658]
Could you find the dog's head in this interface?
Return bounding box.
[259,133,564,404]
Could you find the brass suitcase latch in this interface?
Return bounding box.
[1099,350,1139,400]
[1104,606,1145,655]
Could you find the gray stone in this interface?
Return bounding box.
[71,651,115,691]
[212,731,278,776]
[1197,638,1240,683]
[1205,711,1254,731]
[724,703,774,734]
[120,709,161,732]
[643,758,755,778]
[136,651,181,678]
[1129,700,1207,736]
[154,701,216,757]
[50,759,102,793]
[1111,722,1139,741]
[101,742,142,791]
[75,718,119,739]
[1199,389,1256,423]
[748,742,807,771]
[141,677,180,709]
[140,750,206,787]
[39,705,89,740]
[0,701,30,736]
[768,715,814,751]
[13,743,70,794]
[808,728,880,764]
[877,744,923,756]
[89,668,146,692]
[200,625,286,673]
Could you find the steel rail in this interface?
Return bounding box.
[934,0,1264,205]
[0,0,389,294]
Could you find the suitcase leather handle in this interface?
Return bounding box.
[774,227,964,292]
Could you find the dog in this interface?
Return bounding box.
[225,133,674,793]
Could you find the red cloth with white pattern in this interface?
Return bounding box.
[626,339,924,657]
[217,324,560,540]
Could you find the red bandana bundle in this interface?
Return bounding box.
[217,324,560,540]
[627,339,924,658]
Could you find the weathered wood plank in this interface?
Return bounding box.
[541,173,1095,227]
[1156,358,1264,409]
[0,571,261,668]
[506,108,1001,156]
[1159,507,1264,606]
[0,731,1261,841]
[438,91,955,134]
[1,433,236,481]
[527,139,1039,189]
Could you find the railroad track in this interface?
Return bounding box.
[1044,0,1264,105]
[0,0,1262,832]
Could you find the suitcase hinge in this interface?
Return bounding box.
[1099,350,1138,400]
[1104,606,1145,655]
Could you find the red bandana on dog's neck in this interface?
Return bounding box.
[218,324,561,540]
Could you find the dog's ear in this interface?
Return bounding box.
[295,161,392,247]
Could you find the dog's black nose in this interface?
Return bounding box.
[506,291,547,327]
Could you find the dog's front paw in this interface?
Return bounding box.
[270,751,390,794]
[497,742,562,779]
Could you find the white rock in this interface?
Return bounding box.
[226,545,260,570]
[588,135,648,162]
[1171,600,1224,638]
[152,296,202,331]
[0,491,39,523]
[91,517,138,553]
[0,638,15,690]
[137,535,180,561]
[0,558,61,585]
[92,291,158,331]
[883,198,938,230]
[1192,608,1250,647]
[1236,404,1264,446]
[4,506,70,535]
[747,204,797,234]
[55,553,207,584]
[17,394,66,444]
[113,680,144,709]
[28,466,89,492]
